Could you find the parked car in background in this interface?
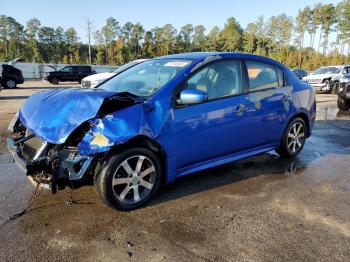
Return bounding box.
[8,52,316,210]
[302,65,350,93]
[336,76,350,110]
[44,65,96,84]
[292,69,308,79]
[81,59,148,88]
[0,64,24,88]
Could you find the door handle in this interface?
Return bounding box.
[233,104,248,112]
[282,94,290,100]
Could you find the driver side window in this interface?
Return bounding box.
[186,60,243,101]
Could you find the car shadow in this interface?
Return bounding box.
[148,153,306,207]
[18,119,350,210]
[146,119,350,208]
[0,96,29,100]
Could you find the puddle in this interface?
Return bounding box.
[322,105,350,120]
[0,152,34,225]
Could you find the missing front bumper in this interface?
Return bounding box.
[7,136,94,191]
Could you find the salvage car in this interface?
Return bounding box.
[7,52,316,210]
[44,65,96,84]
[81,59,148,88]
[0,64,24,88]
[302,65,350,93]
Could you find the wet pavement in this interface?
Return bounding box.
[0,88,350,261]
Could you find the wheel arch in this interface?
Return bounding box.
[100,135,168,184]
[288,112,311,137]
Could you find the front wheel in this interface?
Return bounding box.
[277,117,307,158]
[332,81,340,95]
[96,147,161,210]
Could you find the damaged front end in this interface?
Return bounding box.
[7,89,143,193]
[7,114,94,192]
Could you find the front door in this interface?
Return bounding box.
[173,59,252,169]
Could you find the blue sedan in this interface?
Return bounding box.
[8,52,316,210]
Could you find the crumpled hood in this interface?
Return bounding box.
[19,88,118,144]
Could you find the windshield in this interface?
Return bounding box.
[112,60,146,74]
[100,59,192,97]
[314,67,342,75]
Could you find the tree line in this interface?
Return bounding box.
[1,1,350,70]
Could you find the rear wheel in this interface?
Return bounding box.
[96,147,161,210]
[277,117,307,158]
[337,96,350,111]
[50,78,59,85]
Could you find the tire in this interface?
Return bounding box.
[96,147,161,210]
[324,80,331,93]
[332,81,339,95]
[277,117,307,158]
[50,78,59,85]
[337,96,350,111]
[3,78,17,88]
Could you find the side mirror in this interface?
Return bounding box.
[178,88,208,105]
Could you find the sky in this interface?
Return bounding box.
[1,0,342,44]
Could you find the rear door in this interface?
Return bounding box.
[71,66,81,81]
[242,60,291,146]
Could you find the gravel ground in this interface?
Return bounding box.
[0,82,349,261]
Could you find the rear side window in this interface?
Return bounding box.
[343,67,350,74]
[81,66,92,72]
[246,61,284,91]
[72,66,81,73]
[186,60,243,100]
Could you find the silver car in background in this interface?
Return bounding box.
[302,65,350,93]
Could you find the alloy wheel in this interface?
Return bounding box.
[112,155,156,205]
[287,122,305,153]
[6,79,16,88]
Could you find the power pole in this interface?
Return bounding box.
[84,18,93,64]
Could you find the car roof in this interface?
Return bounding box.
[321,65,350,68]
[155,52,288,71]
[64,65,92,67]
